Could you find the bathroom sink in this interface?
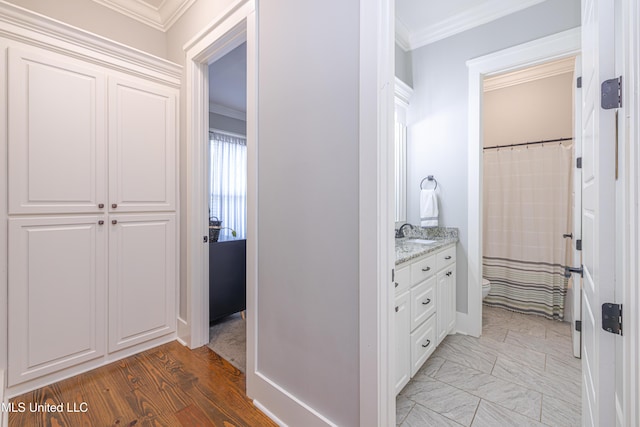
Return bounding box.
[407,238,437,245]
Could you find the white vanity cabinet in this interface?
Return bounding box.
[2,5,181,395]
[395,243,456,395]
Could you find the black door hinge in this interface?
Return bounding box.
[575,320,582,332]
[203,235,208,243]
[392,268,395,282]
[577,157,582,168]
[601,76,622,109]
[602,303,622,335]
[576,239,582,251]
[577,76,582,88]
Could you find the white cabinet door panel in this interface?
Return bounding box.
[8,216,106,386]
[108,214,176,352]
[437,264,456,345]
[109,77,176,212]
[8,47,106,214]
[394,291,411,395]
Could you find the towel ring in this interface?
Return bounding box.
[420,175,438,190]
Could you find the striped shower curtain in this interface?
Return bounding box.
[482,141,573,320]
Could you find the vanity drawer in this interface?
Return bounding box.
[410,276,436,331]
[410,255,436,285]
[394,265,411,295]
[436,246,456,270]
[410,313,436,377]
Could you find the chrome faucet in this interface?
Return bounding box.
[395,223,414,238]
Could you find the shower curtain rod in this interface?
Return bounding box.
[483,137,573,150]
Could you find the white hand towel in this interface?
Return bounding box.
[420,189,439,227]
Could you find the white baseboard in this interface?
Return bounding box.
[249,371,337,427]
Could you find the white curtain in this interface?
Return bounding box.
[482,141,573,319]
[209,131,247,240]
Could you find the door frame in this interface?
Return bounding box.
[464,28,581,337]
[182,0,254,352]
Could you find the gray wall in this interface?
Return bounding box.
[407,0,581,313]
[256,2,360,425]
[395,42,413,86]
[209,113,246,135]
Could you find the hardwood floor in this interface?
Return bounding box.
[9,341,277,427]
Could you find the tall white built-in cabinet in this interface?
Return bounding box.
[0,3,181,397]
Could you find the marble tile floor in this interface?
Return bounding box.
[397,306,581,427]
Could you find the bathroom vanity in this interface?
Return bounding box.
[394,236,457,395]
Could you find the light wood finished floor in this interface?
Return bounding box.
[9,341,277,427]
[397,306,581,427]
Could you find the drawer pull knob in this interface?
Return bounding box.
[395,282,399,288]
[422,340,431,348]
[112,220,118,225]
[422,266,431,272]
[445,255,452,260]
[112,203,118,209]
[98,203,104,208]
[395,306,399,312]
[422,298,431,305]
[98,220,104,225]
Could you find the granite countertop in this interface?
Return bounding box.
[395,226,459,265]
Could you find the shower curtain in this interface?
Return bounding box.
[482,141,573,320]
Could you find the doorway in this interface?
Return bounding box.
[206,42,248,372]
[480,56,579,349]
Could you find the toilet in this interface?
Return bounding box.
[482,278,491,299]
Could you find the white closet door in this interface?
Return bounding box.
[8,47,106,214]
[108,213,176,352]
[8,216,106,386]
[108,77,176,212]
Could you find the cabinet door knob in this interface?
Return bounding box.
[444,255,452,260]
[98,220,104,225]
[422,339,431,348]
[395,306,399,312]
[111,203,118,209]
[98,203,104,209]
[112,220,117,225]
[395,282,399,288]
[422,266,431,272]
[422,298,431,305]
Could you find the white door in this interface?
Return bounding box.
[572,55,583,359]
[581,0,617,425]
[108,76,177,212]
[8,47,106,214]
[8,216,106,386]
[394,291,410,395]
[108,214,176,352]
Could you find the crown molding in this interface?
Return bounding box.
[91,0,196,32]
[0,0,182,85]
[483,56,575,91]
[394,77,413,106]
[407,0,547,50]
[209,102,246,121]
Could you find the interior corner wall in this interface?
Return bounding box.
[395,42,413,86]
[255,1,360,425]
[483,72,574,147]
[3,0,168,58]
[406,0,581,314]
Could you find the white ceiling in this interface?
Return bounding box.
[396,0,548,51]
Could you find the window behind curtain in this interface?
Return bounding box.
[209,131,247,240]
